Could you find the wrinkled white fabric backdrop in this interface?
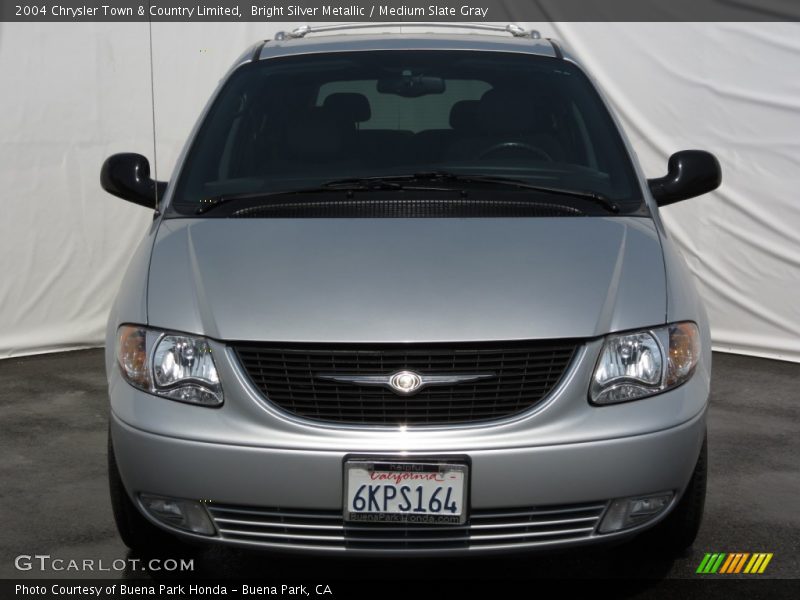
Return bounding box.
[1,22,798,361]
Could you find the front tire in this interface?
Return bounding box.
[637,434,707,555]
[107,427,186,554]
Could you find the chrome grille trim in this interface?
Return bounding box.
[206,502,607,553]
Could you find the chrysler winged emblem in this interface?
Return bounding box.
[316,369,495,396]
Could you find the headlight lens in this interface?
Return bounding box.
[153,335,222,406]
[590,321,700,405]
[116,326,223,407]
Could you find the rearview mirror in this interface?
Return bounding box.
[376,75,445,97]
[100,153,167,209]
[647,150,721,207]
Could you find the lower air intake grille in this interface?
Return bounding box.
[232,341,579,426]
[206,502,606,553]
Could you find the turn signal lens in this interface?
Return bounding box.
[667,322,701,386]
[117,326,149,389]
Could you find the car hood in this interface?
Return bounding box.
[148,217,665,343]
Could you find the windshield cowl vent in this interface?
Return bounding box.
[230,198,585,219]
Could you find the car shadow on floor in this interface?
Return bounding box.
[124,538,679,583]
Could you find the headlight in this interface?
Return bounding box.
[116,326,223,407]
[590,321,701,405]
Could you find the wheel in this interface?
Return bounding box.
[636,434,707,555]
[478,141,554,161]
[107,427,186,554]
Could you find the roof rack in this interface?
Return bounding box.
[273,22,541,41]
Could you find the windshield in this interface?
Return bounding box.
[170,50,643,215]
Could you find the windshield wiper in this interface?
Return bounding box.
[196,172,619,215]
[406,171,620,213]
[320,176,457,193]
[196,178,455,214]
[321,171,619,213]
[194,185,379,215]
[196,192,274,215]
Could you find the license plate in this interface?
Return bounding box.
[344,460,468,524]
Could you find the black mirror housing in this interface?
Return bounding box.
[648,150,721,207]
[100,153,166,209]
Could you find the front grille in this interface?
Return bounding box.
[233,341,579,426]
[206,502,606,553]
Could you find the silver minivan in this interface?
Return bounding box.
[102,24,720,557]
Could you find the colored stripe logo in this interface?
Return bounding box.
[696,552,773,574]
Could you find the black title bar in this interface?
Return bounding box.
[2,0,800,22]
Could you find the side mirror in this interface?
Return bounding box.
[647,150,721,207]
[100,153,167,209]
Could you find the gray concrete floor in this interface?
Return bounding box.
[1,349,798,583]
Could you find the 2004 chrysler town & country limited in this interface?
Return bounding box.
[102,24,721,556]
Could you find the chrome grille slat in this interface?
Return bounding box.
[471,505,607,519]
[217,529,346,541]
[213,517,344,530]
[468,516,599,529]
[466,527,596,540]
[207,502,605,552]
[232,341,580,425]
[217,528,594,544]
[207,507,340,520]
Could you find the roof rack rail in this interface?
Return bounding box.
[274,22,541,41]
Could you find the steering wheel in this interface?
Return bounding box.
[478,142,554,162]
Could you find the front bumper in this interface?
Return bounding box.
[110,407,706,555]
[108,334,710,555]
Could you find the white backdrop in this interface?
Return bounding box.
[1,22,799,361]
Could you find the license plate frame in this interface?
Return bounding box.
[343,458,469,525]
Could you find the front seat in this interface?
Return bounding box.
[447,89,565,162]
[272,106,359,172]
[323,92,413,167]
